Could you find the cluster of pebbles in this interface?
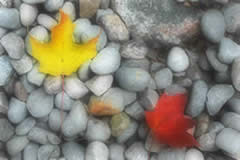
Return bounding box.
[0,0,239,160]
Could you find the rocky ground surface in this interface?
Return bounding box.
[0,0,239,160]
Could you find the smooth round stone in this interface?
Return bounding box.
[120,40,148,59]
[109,143,125,160]
[79,0,101,18]
[62,101,88,137]
[208,121,224,134]
[99,14,129,42]
[77,60,91,82]
[221,112,240,131]
[20,3,38,26]
[86,141,109,160]
[154,68,173,89]
[88,88,125,116]
[1,33,25,59]
[0,8,21,29]
[20,75,36,93]
[73,18,91,42]
[55,91,74,111]
[206,84,234,116]
[125,142,148,160]
[96,9,114,22]
[228,96,240,114]
[197,132,217,152]
[38,144,60,160]
[90,47,120,75]
[115,88,136,106]
[8,98,27,124]
[62,2,76,20]
[216,128,240,159]
[6,136,29,156]
[48,109,67,132]
[27,88,54,118]
[27,64,46,86]
[232,57,240,91]
[139,88,158,110]
[125,101,145,121]
[185,149,204,160]
[85,75,113,96]
[115,67,150,92]
[85,118,111,142]
[62,142,84,160]
[205,47,228,73]
[158,148,185,160]
[218,38,240,64]
[43,76,62,95]
[201,9,225,43]
[23,143,39,160]
[10,54,33,75]
[111,112,130,137]
[44,0,64,12]
[14,80,28,101]
[223,3,240,33]
[23,0,46,4]
[116,119,138,143]
[0,56,13,86]
[186,80,208,117]
[16,117,36,135]
[37,14,57,30]
[0,92,8,114]
[167,47,189,72]
[0,118,14,142]
[64,75,89,99]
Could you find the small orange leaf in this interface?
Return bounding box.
[30,10,99,76]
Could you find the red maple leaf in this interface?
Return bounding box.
[145,93,199,148]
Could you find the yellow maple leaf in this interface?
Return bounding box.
[30,10,99,76]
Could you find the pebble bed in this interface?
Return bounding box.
[0,0,239,160]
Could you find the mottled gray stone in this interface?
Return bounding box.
[38,144,60,160]
[27,64,46,86]
[0,8,21,29]
[223,3,240,33]
[154,68,173,89]
[157,148,186,160]
[0,118,14,142]
[16,117,36,135]
[232,57,240,91]
[43,76,62,95]
[37,14,57,30]
[8,98,27,124]
[62,142,85,160]
[85,141,109,160]
[117,119,138,143]
[0,92,8,114]
[109,143,125,160]
[6,136,29,156]
[125,142,148,160]
[44,0,64,12]
[23,143,39,160]
[125,101,145,121]
[139,88,158,110]
[55,91,74,111]
[0,56,13,85]
[20,3,38,26]
[10,54,33,75]
[48,109,66,132]
[221,112,240,131]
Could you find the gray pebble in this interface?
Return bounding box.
[28,127,61,145]
[43,76,62,95]
[139,88,158,110]
[117,119,138,143]
[114,88,136,106]
[186,80,208,117]
[37,14,57,30]
[120,40,148,59]
[62,101,88,137]
[0,0,12,7]
[218,38,240,64]
[48,109,66,132]
[154,68,173,89]
[20,75,36,93]
[10,54,33,75]
[73,18,91,42]
[90,47,121,75]
[64,75,88,99]
[223,3,240,33]
[62,142,85,160]
[157,148,186,160]
[14,27,27,38]
[0,56,13,86]
[0,8,21,29]
[221,112,240,131]
[206,47,228,72]
[125,142,148,160]
[115,67,150,92]
[185,149,204,160]
[13,80,28,101]
[208,121,224,134]
[216,128,240,159]
[125,101,145,121]
[85,117,111,142]
[38,144,60,160]
[6,136,29,156]
[0,118,14,142]
[0,92,8,114]
[111,112,130,137]
[10,152,22,160]
[27,88,54,118]
[100,0,110,9]
[1,33,25,59]
[8,98,27,124]
[227,95,240,114]
[214,70,231,84]
[44,0,64,12]
[207,84,234,115]
[99,13,129,42]
[77,60,91,82]
[167,47,189,72]
[195,113,210,138]
[27,64,46,86]
[232,57,240,91]
[121,58,150,71]
[85,75,113,96]
[24,143,39,160]
[16,117,36,135]
[138,123,149,140]
[96,9,114,22]
[201,9,225,43]
[145,133,166,153]
[109,143,125,160]
[61,2,76,20]
[197,132,218,152]
[55,91,74,111]
[20,3,38,26]
[23,0,46,4]
[86,141,109,160]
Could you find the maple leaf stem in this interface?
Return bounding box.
[60,74,65,138]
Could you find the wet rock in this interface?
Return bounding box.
[207,84,234,115]
[111,0,200,46]
[86,141,109,160]
[6,136,29,156]
[0,118,14,142]
[201,9,225,43]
